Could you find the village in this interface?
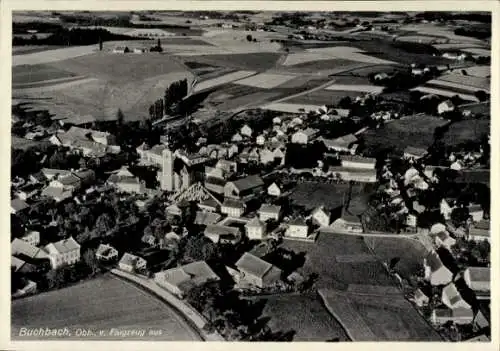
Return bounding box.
[10,10,491,343]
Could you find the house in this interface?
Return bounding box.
[412,288,430,307]
[11,198,29,214]
[154,261,220,298]
[403,146,428,160]
[328,166,377,183]
[245,217,267,240]
[468,204,484,222]
[113,46,129,53]
[267,182,282,197]
[330,211,363,233]
[311,206,330,227]
[41,186,73,202]
[231,133,243,143]
[224,175,264,200]
[271,147,286,165]
[406,213,417,227]
[431,308,474,325]
[20,230,40,247]
[44,237,81,269]
[118,252,147,273]
[133,47,147,53]
[440,199,454,220]
[11,238,49,263]
[463,267,490,294]
[450,160,464,171]
[340,155,376,170]
[256,134,266,145]
[442,283,471,309]
[194,211,222,226]
[423,251,453,286]
[272,117,282,125]
[240,124,253,138]
[216,159,237,174]
[107,168,145,194]
[204,169,227,195]
[434,231,456,250]
[95,244,119,261]
[49,173,82,192]
[291,128,319,144]
[286,218,309,238]
[258,204,281,222]
[15,183,43,201]
[221,198,245,217]
[320,134,358,153]
[235,252,283,289]
[259,148,275,165]
[204,225,241,244]
[438,100,455,115]
[469,220,490,242]
[473,310,490,332]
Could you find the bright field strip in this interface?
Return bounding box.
[13,46,98,66]
[410,86,479,102]
[426,78,489,93]
[233,73,297,89]
[325,84,384,94]
[261,102,324,114]
[192,70,256,92]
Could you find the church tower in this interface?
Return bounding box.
[159,133,174,192]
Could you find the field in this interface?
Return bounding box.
[261,102,324,114]
[234,73,296,89]
[410,86,479,102]
[12,64,77,85]
[12,45,65,55]
[430,73,490,92]
[282,233,396,290]
[361,115,450,153]
[283,90,361,106]
[441,119,490,147]
[283,58,369,74]
[13,45,98,66]
[283,47,396,66]
[11,274,201,341]
[319,288,442,341]
[363,237,430,279]
[187,52,283,71]
[325,83,384,94]
[192,70,256,92]
[253,294,349,341]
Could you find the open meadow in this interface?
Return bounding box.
[11,274,201,341]
[440,119,490,147]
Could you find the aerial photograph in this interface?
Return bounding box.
[10,10,491,342]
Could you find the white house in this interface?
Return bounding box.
[434,231,457,250]
[259,148,275,165]
[245,217,267,240]
[232,133,243,143]
[291,128,319,144]
[468,204,484,222]
[406,213,417,228]
[440,199,454,220]
[95,244,119,261]
[258,204,281,222]
[442,283,471,309]
[438,100,455,115]
[311,206,330,227]
[240,124,253,138]
[469,220,490,243]
[267,182,282,197]
[235,252,282,289]
[286,218,309,238]
[256,134,266,145]
[340,155,376,170]
[431,308,474,325]
[221,198,245,217]
[412,288,430,307]
[118,252,147,273]
[463,267,490,293]
[44,237,81,269]
[424,251,453,286]
[20,231,40,247]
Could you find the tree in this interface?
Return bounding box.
[246,34,253,42]
[338,96,352,109]
[94,212,115,237]
[474,90,488,102]
[98,36,103,51]
[83,249,100,276]
[117,109,125,125]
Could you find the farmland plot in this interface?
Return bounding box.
[13,45,98,66]
[190,52,283,71]
[410,86,479,102]
[234,73,296,89]
[283,90,361,106]
[193,70,256,92]
[261,102,325,114]
[11,274,201,340]
[325,83,384,94]
[433,73,490,92]
[441,119,490,147]
[283,47,396,66]
[12,64,77,85]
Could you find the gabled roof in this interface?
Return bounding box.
[194,211,221,226]
[295,128,319,138]
[41,168,71,178]
[11,238,49,260]
[246,217,265,228]
[236,252,280,279]
[156,261,220,293]
[11,256,26,271]
[259,204,281,214]
[474,219,490,231]
[434,307,474,319]
[11,198,29,212]
[404,146,427,157]
[46,237,80,254]
[119,252,144,266]
[222,198,245,208]
[228,175,264,192]
[74,169,95,180]
[340,155,376,164]
[41,186,73,200]
[170,182,222,206]
[288,217,307,226]
[56,174,81,186]
[204,224,240,236]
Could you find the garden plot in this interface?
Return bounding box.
[233,73,296,89]
[325,83,384,94]
[192,70,256,92]
[13,45,98,66]
[283,46,396,66]
[458,65,490,78]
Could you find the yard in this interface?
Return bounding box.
[11,274,201,341]
[252,293,350,341]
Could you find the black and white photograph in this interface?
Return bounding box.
[6,4,495,346]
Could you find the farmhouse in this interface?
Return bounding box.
[221,198,245,218]
[234,252,283,289]
[245,217,267,240]
[320,134,358,153]
[434,231,456,250]
[118,252,147,273]
[310,206,331,227]
[154,261,220,298]
[107,168,146,194]
[286,218,309,238]
[423,251,453,286]
[204,224,241,244]
[403,146,428,160]
[113,46,130,53]
[19,231,40,247]
[240,124,253,138]
[431,308,474,325]
[95,244,119,262]
[441,283,471,309]
[44,237,81,269]
[468,220,490,242]
[340,155,376,170]
[463,267,490,294]
[437,100,455,115]
[267,182,282,197]
[330,212,363,233]
[328,166,377,183]
[224,175,264,201]
[11,238,49,263]
[291,128,319,144]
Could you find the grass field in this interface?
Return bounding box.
[283,47,396,66]
[282,233,395,290]
[411,86,479,102]
[441,119,490,147]
[319,288,441,341]
[12,46,65,55]
[13,45,98,66]
[11,274,201,341]
[363,237,430,279]
[234,73,296,89]
[12,64,77,85]
[254,294,349,341]
[283,90,361,106]
[193,70,256,92]
[190,52,283,71]
[325,83,384,94]
[361,114,450,153]
[284,58,367,72]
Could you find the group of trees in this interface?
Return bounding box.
[148,79,189,119]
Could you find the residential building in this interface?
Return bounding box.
[107,168,146,194]
[403,146,428,160]
[469,220,490,242]
[311,206,330,227]
[267,182,282,197]
[41,186,73,203]
[11,198,29,214]
[440,199,454,220]
[245,217,267,240]
[412,288,430,307]
[234,252,283,288]
[320,134,358,153]
[463,267,490,294]
[20,230,40,247]
[468,204,484,222]
[232,133,243,143]
[339,155,376,170]
[424,251,453,286]
[118,252,147,273]
[258,204,281,222]
[286,218,309,238]
[44,237,81,269]
[256,134,266,145]
[224,175,264,201]
[11,238,50,263]
[406,213,417,228]
[328,166,377,183]
[291,128,319,144]
[154,261,220,298]
[434,231,456,250]
[259,148,275,165]
[330,212,363,233]
[240,124,253,138]
[204,224,241,244]
[95,244,119,261]
[431,308,474,325]
[442,283,471,309]
[221,198,245,217]
[14,183,43,201]
[473,310,490,332]
[437,100,455,115]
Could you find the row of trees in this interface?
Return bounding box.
[148,79,189,119]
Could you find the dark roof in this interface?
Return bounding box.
[222,198,245,208]
[229,175,264,192]
[340,155,376,164]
